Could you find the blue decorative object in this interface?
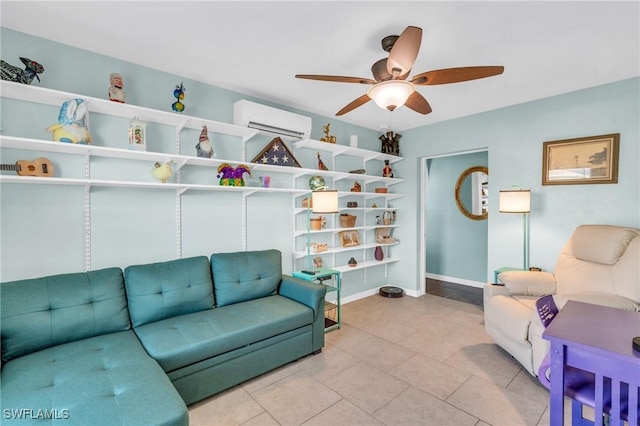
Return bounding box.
[172,82,185,113]
[0,57,44,84]
[46,99,92,144]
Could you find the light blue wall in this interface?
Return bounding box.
[2,29,638,299]
[0,28,384,291]
[426,151,488,283]
[391,77,639,293]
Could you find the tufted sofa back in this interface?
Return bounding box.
[124,256,214,328]
[1,267,130,363]
[211,249,282,307]
[554,224,640,302]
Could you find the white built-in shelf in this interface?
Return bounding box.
[293,241,399,259]
[293,139,403,164]
[333,257,400,273]
[0,174,310,196]
[0,136,406,192]
[293,224,399,238]
[1,80,259,140]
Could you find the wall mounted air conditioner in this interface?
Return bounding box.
[233,100,311,140]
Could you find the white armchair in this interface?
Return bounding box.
[484,224,640,375]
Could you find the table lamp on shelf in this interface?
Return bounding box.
[499,186,531,271]
[306,189,339,270]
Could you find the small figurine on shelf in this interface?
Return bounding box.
[379,131,401,156]
[128,116,146,151]
[317,152,329,171]
[313,257,323,268]
[152,160,174,183]
[217,163,252,186]
[348,257,358,267]
[382,160,393,178]
[196,126,214,158]
[0,57,44,85]
[172,82,186,113]
[320,123,336,144]
[350,181,361,192]
[46,98,92,144]
[108,73,125,103]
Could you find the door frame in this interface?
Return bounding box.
[419,148,489,294]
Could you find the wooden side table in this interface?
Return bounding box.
[292,268,341,332]
[542,301,640,425]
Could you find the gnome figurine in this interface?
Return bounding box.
[195,126,214,158]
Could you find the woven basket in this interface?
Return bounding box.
[339,214,356,228]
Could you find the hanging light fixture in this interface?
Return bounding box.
[367,80,416,111]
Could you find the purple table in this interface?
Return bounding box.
[542,301,640,425]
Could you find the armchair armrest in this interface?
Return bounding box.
[498,271,557,296]
[279,275,327,321]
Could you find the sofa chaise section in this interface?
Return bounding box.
[1,268,188,426]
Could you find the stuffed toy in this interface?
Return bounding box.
[46,98,92,144]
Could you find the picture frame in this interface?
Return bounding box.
[339,230,360,247]
[542,133,619,185]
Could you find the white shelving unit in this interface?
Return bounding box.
[1,80,405,290]
[291,139,405,278]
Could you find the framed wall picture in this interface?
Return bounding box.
[542,133,619,185]
[339,230,360,247]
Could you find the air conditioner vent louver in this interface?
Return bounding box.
[247,121,305,139]
[234,100,311,140]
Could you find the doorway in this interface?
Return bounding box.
[419,149,489,295]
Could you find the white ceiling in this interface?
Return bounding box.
[1,1,638,132]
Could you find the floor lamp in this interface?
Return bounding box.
[306,189,339,271]
[499,187,531,271]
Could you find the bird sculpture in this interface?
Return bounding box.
[172,82,185,113]
[152,160,174,183]
[196,126,214,158]
[0,57,44,85]
[46,98,92,144]
[317,152,329,171]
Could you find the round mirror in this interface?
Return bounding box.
[454,166,488,221]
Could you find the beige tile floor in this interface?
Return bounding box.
[189,293,577,426]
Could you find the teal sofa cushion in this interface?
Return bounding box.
[1,331,188,426]
[211,249,281,307]
[133,295,312,372]
[124,256,214,327]
[1,267,130,363]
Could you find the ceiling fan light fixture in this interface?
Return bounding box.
[367,80,416,111]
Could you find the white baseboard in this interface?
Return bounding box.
[341,285,421,305]
[425,273,486,289]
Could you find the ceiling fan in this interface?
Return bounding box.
[295,26,504,116]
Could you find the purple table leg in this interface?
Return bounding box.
[550,341,566,425]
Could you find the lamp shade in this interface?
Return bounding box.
[367,80,415,111]
[311,190,338,213]
[499,189,531,213]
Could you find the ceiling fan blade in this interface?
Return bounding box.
[411,66,505,85]
[386,26,422,77]
[295,74,376,85]
[336,94,371,116]
[404,91,432,115]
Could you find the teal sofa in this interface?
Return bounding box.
[1,249,326,425]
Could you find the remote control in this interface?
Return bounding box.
[301,270,316,275]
